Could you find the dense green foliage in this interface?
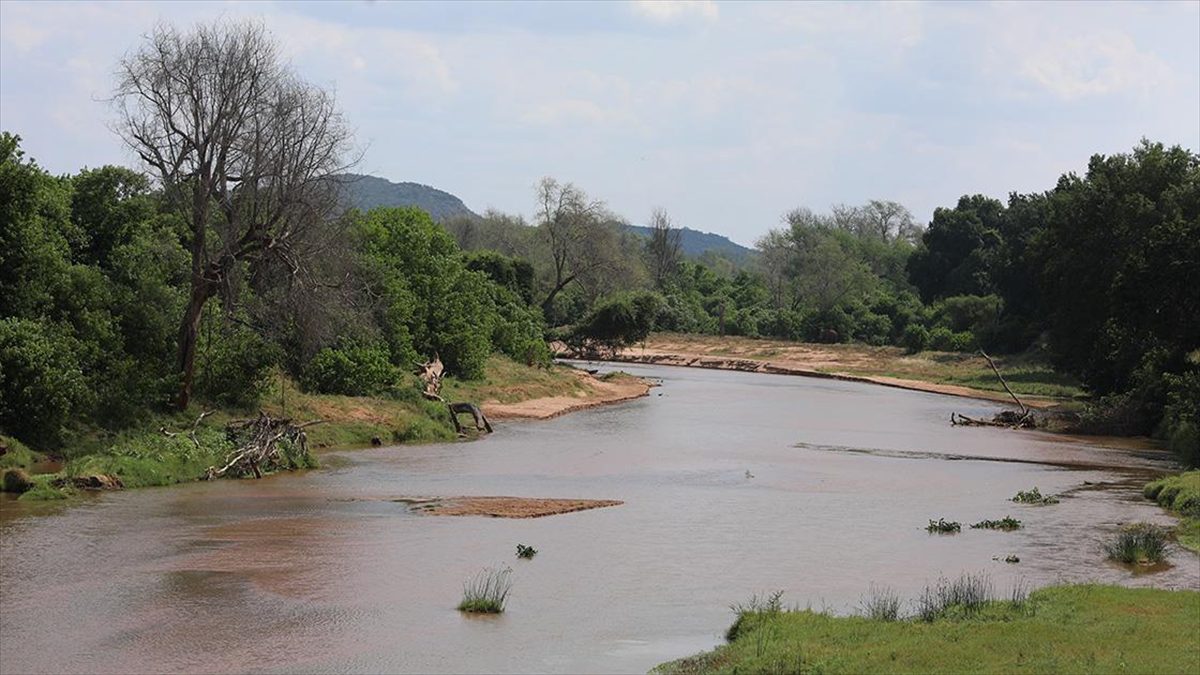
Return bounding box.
[1144,472,1200,552]
[0,135,551,452]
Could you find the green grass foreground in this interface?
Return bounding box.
[1144,471,1200,552]
[1,357,595,500]
[655,585,1200,675]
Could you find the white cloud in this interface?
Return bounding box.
[628,0,718,24]
[1017,33,1172,100]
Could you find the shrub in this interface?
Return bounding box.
[457,566,513,613]
[900,323,929,354]
[1104,523,1168,564]
[0,318,89,446]
[947,330,977,352]
[568,291,664,356]
[303,341,398,396]
[926,518,961,533]
[194,319,279,408]
[928,326,956,351]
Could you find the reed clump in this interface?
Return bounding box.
[1104,523,1168,564]
[457,566,513,613]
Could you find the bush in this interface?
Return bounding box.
[303,341,398,396]
[947,330,977,352]
[0,318,89,446]
[928,326,955,351]
[900,324,929,354]
[194,319,279,408]
[1,468,34,493]
[1159,369,1200,466]
[569,291,664,356]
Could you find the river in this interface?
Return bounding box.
[1,363,1196,674]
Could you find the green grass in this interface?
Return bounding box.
[1144,471,1200,552]
[655,585,1200,675]
[457,567,512,614]
[2,356,589,500]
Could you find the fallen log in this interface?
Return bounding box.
[950,351,1037,430]
[448,402,493,435]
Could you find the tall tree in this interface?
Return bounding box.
[113,20,352,408]
[534,177,606,315]
[646,207,683,290]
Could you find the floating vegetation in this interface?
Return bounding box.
[1012,487,1060,505]
[926,518,961,534]
[457,567,513,613]
[971,516,1022,531]
[1104,523,1168,565]
[516,543,537,559]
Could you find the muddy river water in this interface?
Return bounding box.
[1,363,1197,674]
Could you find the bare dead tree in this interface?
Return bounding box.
[646,207,683,290]
[535,177,607,315]
[112,20,354,409]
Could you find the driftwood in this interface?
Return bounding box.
[205,412,322,480]
[416,353,493,435]
[160,410,214,448]
[951,351,1036,429]
[416,354,445,401]
[448,402,494,434]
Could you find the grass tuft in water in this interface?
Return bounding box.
[457,566,513,613]
[516,544,537,559]
[926,518,961,533]
[971,516,1022,531]
[1012,487,1060,505]
[1103,523,1168,564]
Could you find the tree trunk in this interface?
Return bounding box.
[175,280,211,410]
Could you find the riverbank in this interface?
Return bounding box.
[656,584,1200,675]
[594,333,1084,408]
[0,356,650,500]
[1144,471,1200,552]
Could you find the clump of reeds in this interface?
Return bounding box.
[1012,487,1059,505]
[971,516,1022,531]
[457,566,513,613]
[726,590,784,641]
[1104,523,1168,564]
[926,518,961,533]
[859,584,901,621]
[915,572,993,621]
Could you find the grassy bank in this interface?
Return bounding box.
[1,356,597,500]
[657,585,1200,675]
[636,333,1085,401]
[1144,471,1200,552]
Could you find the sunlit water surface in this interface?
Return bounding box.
[2,363,1196,674]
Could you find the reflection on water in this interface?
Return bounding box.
[2,364,1196,674]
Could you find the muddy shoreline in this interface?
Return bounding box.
[480,369,653,420]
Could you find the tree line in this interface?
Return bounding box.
[0,19,1196,465]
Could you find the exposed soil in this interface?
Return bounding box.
[393,496,624,518]
[481,369,652,420]
[594,334,1063,409]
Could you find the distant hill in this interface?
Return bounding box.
[337,174,480,222]
[622,224,755,263]
[338,173,754,262]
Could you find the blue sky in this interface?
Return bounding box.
[2,1,1197,246]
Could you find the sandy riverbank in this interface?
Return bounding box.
[481,369,653,420]
[583,334,1073,409]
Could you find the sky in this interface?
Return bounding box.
[2,1,1197,246]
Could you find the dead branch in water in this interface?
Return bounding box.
[951,352,1035,429]
[416,354,445,401]
[205,412,322,480]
